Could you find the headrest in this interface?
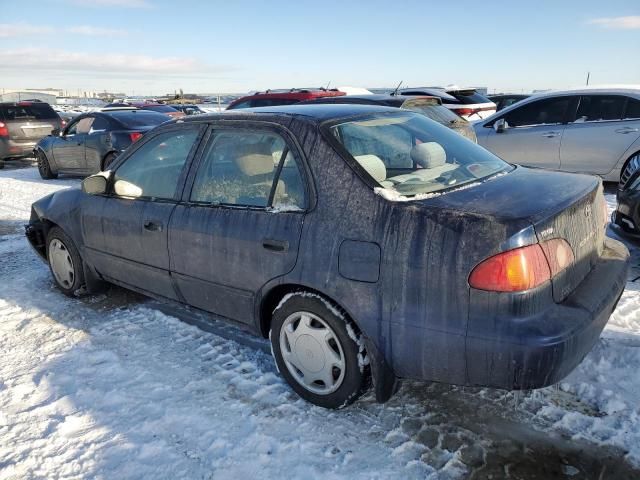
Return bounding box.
[234,143,274,176]
[410,142,446,169]
[354,154,387,183]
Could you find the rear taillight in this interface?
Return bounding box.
[453,108,477,117]
[129,132,143,142]
[0,122,8,137]
[469,239,574,292]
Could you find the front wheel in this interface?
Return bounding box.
[47,227,84,296]
[270,292,370,408]
[36,150,57,179]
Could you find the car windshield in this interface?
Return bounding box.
[329,112,511,197]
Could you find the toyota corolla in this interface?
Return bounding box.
[26,105,629,408]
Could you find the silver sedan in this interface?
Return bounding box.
[474,87,640,185]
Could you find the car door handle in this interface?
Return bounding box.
[542,131,560,138]
[262,239,288,252]
[143,220,163,232]
[615,127,639,134]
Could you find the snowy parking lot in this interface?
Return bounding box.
[1,163,640,479]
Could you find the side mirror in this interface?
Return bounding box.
[51,127,61,136]
[493,118,509,133]
[82,172,110,195]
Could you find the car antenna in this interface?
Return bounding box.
[392,80,403,96]
[325,81,331,90]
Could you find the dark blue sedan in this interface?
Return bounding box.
[25,105,629,408]
[33,109,169,179]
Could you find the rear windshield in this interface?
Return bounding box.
[401,102,463,124]
[0,103,58,120]
[143,105,178,113]
[447,90,492,105]
[329,112,510,198]
[108,111,168,128]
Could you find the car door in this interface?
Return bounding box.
[169,124,308,325]
[83,115,112,173]
[482,96,572,169]
[81,124,204,299]
[52,116,94,171]
[560,95,640,175]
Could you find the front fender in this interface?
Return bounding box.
[31,188,85,250]
[34,136,60,172]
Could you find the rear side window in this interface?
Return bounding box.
[190,130,305,209]
[504,97,570,127]
[228,100,253,110]
[144,105,178,113]
[110,111,167,128]
[624,98,640,119]
[114,128,199,199]
[576,96,625,122]
[1,103,58,120]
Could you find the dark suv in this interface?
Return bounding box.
[226,88,345,110]
[0,102,63,168]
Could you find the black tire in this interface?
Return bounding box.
[0,159,4,169]
[102,152,117,171]
[270,292,370,409]
[36,150,57,179]
[46,227,85,296]
[619,152,640,188]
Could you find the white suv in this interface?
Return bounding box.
[396,86,496,121]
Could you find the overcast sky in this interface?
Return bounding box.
[1,0,639,95]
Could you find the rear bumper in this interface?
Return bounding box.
[0,138,37,159]
[465,236,629,390]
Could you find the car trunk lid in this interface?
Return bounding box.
[419,166,605,301]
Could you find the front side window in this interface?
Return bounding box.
[575,95,625,122]
[503,97,570,127]
[75,117,95,134]
[190,130,305,209]
[329,112,510,197]
[113,128,199,199]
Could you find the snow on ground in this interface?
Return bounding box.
[1,165,640,479]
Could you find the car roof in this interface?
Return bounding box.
[302,94,405,106]
[178,104,404,123]
[531,85,640,98]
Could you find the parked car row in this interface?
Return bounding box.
[26,103,630,409]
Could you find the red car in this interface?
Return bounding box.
[227,88,345,110]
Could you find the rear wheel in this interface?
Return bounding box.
[102,152,117,171]
[36,150,57,179]
[47,227,84,296]
[270,292,369,408]
[0,160,4,169]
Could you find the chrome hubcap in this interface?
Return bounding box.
[279,311,346,395]
[49,238,75,289]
